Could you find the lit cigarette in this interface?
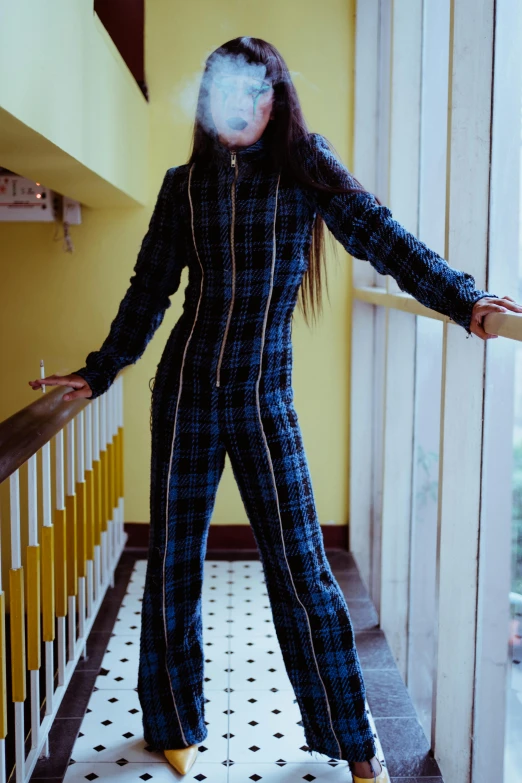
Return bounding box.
[40,359,46,393]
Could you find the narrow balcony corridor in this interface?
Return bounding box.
[29,551,444,782]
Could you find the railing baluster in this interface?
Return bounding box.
[99,394,108,586]
[76,411,87,657]
[66,419,77,662]
[41,433,53,765]
[85,404,94,619]
[108,386,115,588]
[92,398,102,602]
[9,471,25,783]
[54,429,67,688]
[27,453,41,752]
[113,384,118,567]
[118,376,125,548]
[115,376,122,550]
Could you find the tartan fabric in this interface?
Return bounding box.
[138,380,377,761]
[72,131,496,399]
[71,129,498,760]
[296,133,498,330]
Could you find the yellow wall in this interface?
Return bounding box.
[0,2,148,206]
[0,0,355,528]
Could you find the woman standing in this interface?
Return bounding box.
[30,36,520,781]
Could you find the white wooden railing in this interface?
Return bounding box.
[0,375,127,783]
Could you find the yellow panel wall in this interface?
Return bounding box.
[0,0,355,528]
[0,2,148,205]
[145,0,356,527]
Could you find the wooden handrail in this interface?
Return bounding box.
[353,285,522,340]
[0,386,90,484]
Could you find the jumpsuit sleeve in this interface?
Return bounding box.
[71,167,186,399]
[299,132,498,336]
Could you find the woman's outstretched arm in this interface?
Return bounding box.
[299,133,513,337]
[65,168,186,399]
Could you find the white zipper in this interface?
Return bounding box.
[161,162,203,747]
[253,171,343,759]
[216,150,238,387]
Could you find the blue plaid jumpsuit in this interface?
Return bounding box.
[73,131,496,762]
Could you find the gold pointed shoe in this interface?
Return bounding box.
[350,757,390,783]
[163,744,199,775]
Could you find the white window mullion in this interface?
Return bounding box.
[378,0,423,675]
[406,0,451,743]
[351,0,381,590]
[380,307,416,674]
[376,0,392,208]
[472,0,522,780]
[387,0,423,292]
[433,0,496,777]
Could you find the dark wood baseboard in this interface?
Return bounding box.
[124,522,348,551]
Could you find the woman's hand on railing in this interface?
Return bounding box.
[470,294,522,339]
[28,373,93,401]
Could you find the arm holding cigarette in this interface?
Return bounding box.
[28,168,186,402]
[28,373,93,401]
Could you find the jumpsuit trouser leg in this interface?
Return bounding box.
[219,383,378,763]
[138,375,378,763]
[137,374,226,750]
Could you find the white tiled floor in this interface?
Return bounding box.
[63,559,388,781]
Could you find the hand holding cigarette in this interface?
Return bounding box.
[28,373,93,402]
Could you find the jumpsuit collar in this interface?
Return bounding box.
[209,130,270,167]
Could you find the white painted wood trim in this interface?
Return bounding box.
[472,0,522,778]
[433,0,495,777]
[353,0,380,289]
[66,419,75,497]
[370,306,387,612]
[418,0,451,260]
[353,287,522,340]
[387,0,423,296]
[85,404,93,473]
[406,0,450,742]
[376,0,392,205]
[374,0,392,291]
[9,472,21,570]
[349,300,375,588]
[76,410,85,483]
[42,441,51,527]
[354,0,380,191]
[55,429,65,512]
[93,397,100,461]
[27,454,38,547]
[354,286,448,320]
[351,0,381,589]
[379,308,416,675]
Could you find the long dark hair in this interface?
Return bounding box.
[187,36,373,327]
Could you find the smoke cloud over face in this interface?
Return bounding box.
[203,52,275,148]
[170,51,279,148]
[170,46,316,145]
